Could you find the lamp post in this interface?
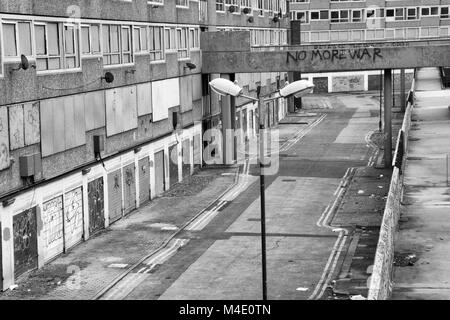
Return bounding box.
[209,78,314,300]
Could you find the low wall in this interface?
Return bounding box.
[368,75,416,300]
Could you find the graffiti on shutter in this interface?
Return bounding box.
[108,170,123,223]
[169,144,179,187]
[13,207,38,278]
[88,177,105,235]
[64,187,84,249]
[139,157,150,205]
[154,150,165,196]
[42,196,64,262]
[123,164,136,215]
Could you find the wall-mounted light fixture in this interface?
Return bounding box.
[101,72,115,83]
[247,16,254,23]
[134,147,142,153]
[2,197,16,207]
[10,55,35,74]
[82,168,91,175]
[184,62,197,70]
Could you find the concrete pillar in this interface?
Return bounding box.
[230,73,237,162]
[400,69,406,112]
[220,74,234,165]
[288,20,302,113]
[384,69,392,168]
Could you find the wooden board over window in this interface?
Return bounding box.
[84,91,106,131]
[0,107,10,170]
[137,82,152,116]
[105,85,138,136]
[40,95,86,157]
[180,76,193,113]
[152,78,180,122]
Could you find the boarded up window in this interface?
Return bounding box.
[84,91,106,131]
[7,102,40,151]
[180,76,193,113]
[0,107,10,170]
[105,85,138,136]
[8,104,25,150]
[40,95,86,157]
[137,82,152,116]
[152,78,180,122]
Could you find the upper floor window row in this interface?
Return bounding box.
[290,6,450,23]
[1,18,201,72]
[216,0,286,15]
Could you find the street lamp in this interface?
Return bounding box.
[209,78,314,300]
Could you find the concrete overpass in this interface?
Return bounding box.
[201,31,450,74]
[201,31,450,167]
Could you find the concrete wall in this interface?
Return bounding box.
[368,76,415,300]
[0,122,202,290]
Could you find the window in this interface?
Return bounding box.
[442,7,450,19]
[291,11,309,23]
[311,10,328,20]
[149,26,164,61]
[386,8,405,21]
[176,0,188,7]
[352,10,363,22]
[407,8,418,20]
[64,25,78,68]
[2,21,32,58]
[35,22,79,71]
[164,27,176,51]
[121,26,132,63]
[216,0,224,11]
[331,10,349,23]
[189,28,200,49]
[134,26,148,53]
[177,27,189,59]
[102,24,133,66]
[102,24,120,65]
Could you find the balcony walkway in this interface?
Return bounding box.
[392,67,450,299]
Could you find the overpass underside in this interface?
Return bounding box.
[201,31,450,74]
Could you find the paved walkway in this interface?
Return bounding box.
[392,68,450,299]
[0,112,323,300]
[0,167,238,300]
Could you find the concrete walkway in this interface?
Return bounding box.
[0,167,238,300]
[392,68,450,299]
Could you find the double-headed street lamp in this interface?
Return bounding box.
[209,78,314,300]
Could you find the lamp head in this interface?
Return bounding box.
[209,78,243,97]
[279,80,315,98]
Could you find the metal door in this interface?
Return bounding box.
[13,207,38,278]
[88,177,105,235]
[182,139,191,179]
[154,150,165,196]
[193,134,201,169]
[42,196,64,262]
[123,163,136,215]
[108,170,123,223]
[138,157,150,205]
[169,144,179,187]
[64,187,84,250]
